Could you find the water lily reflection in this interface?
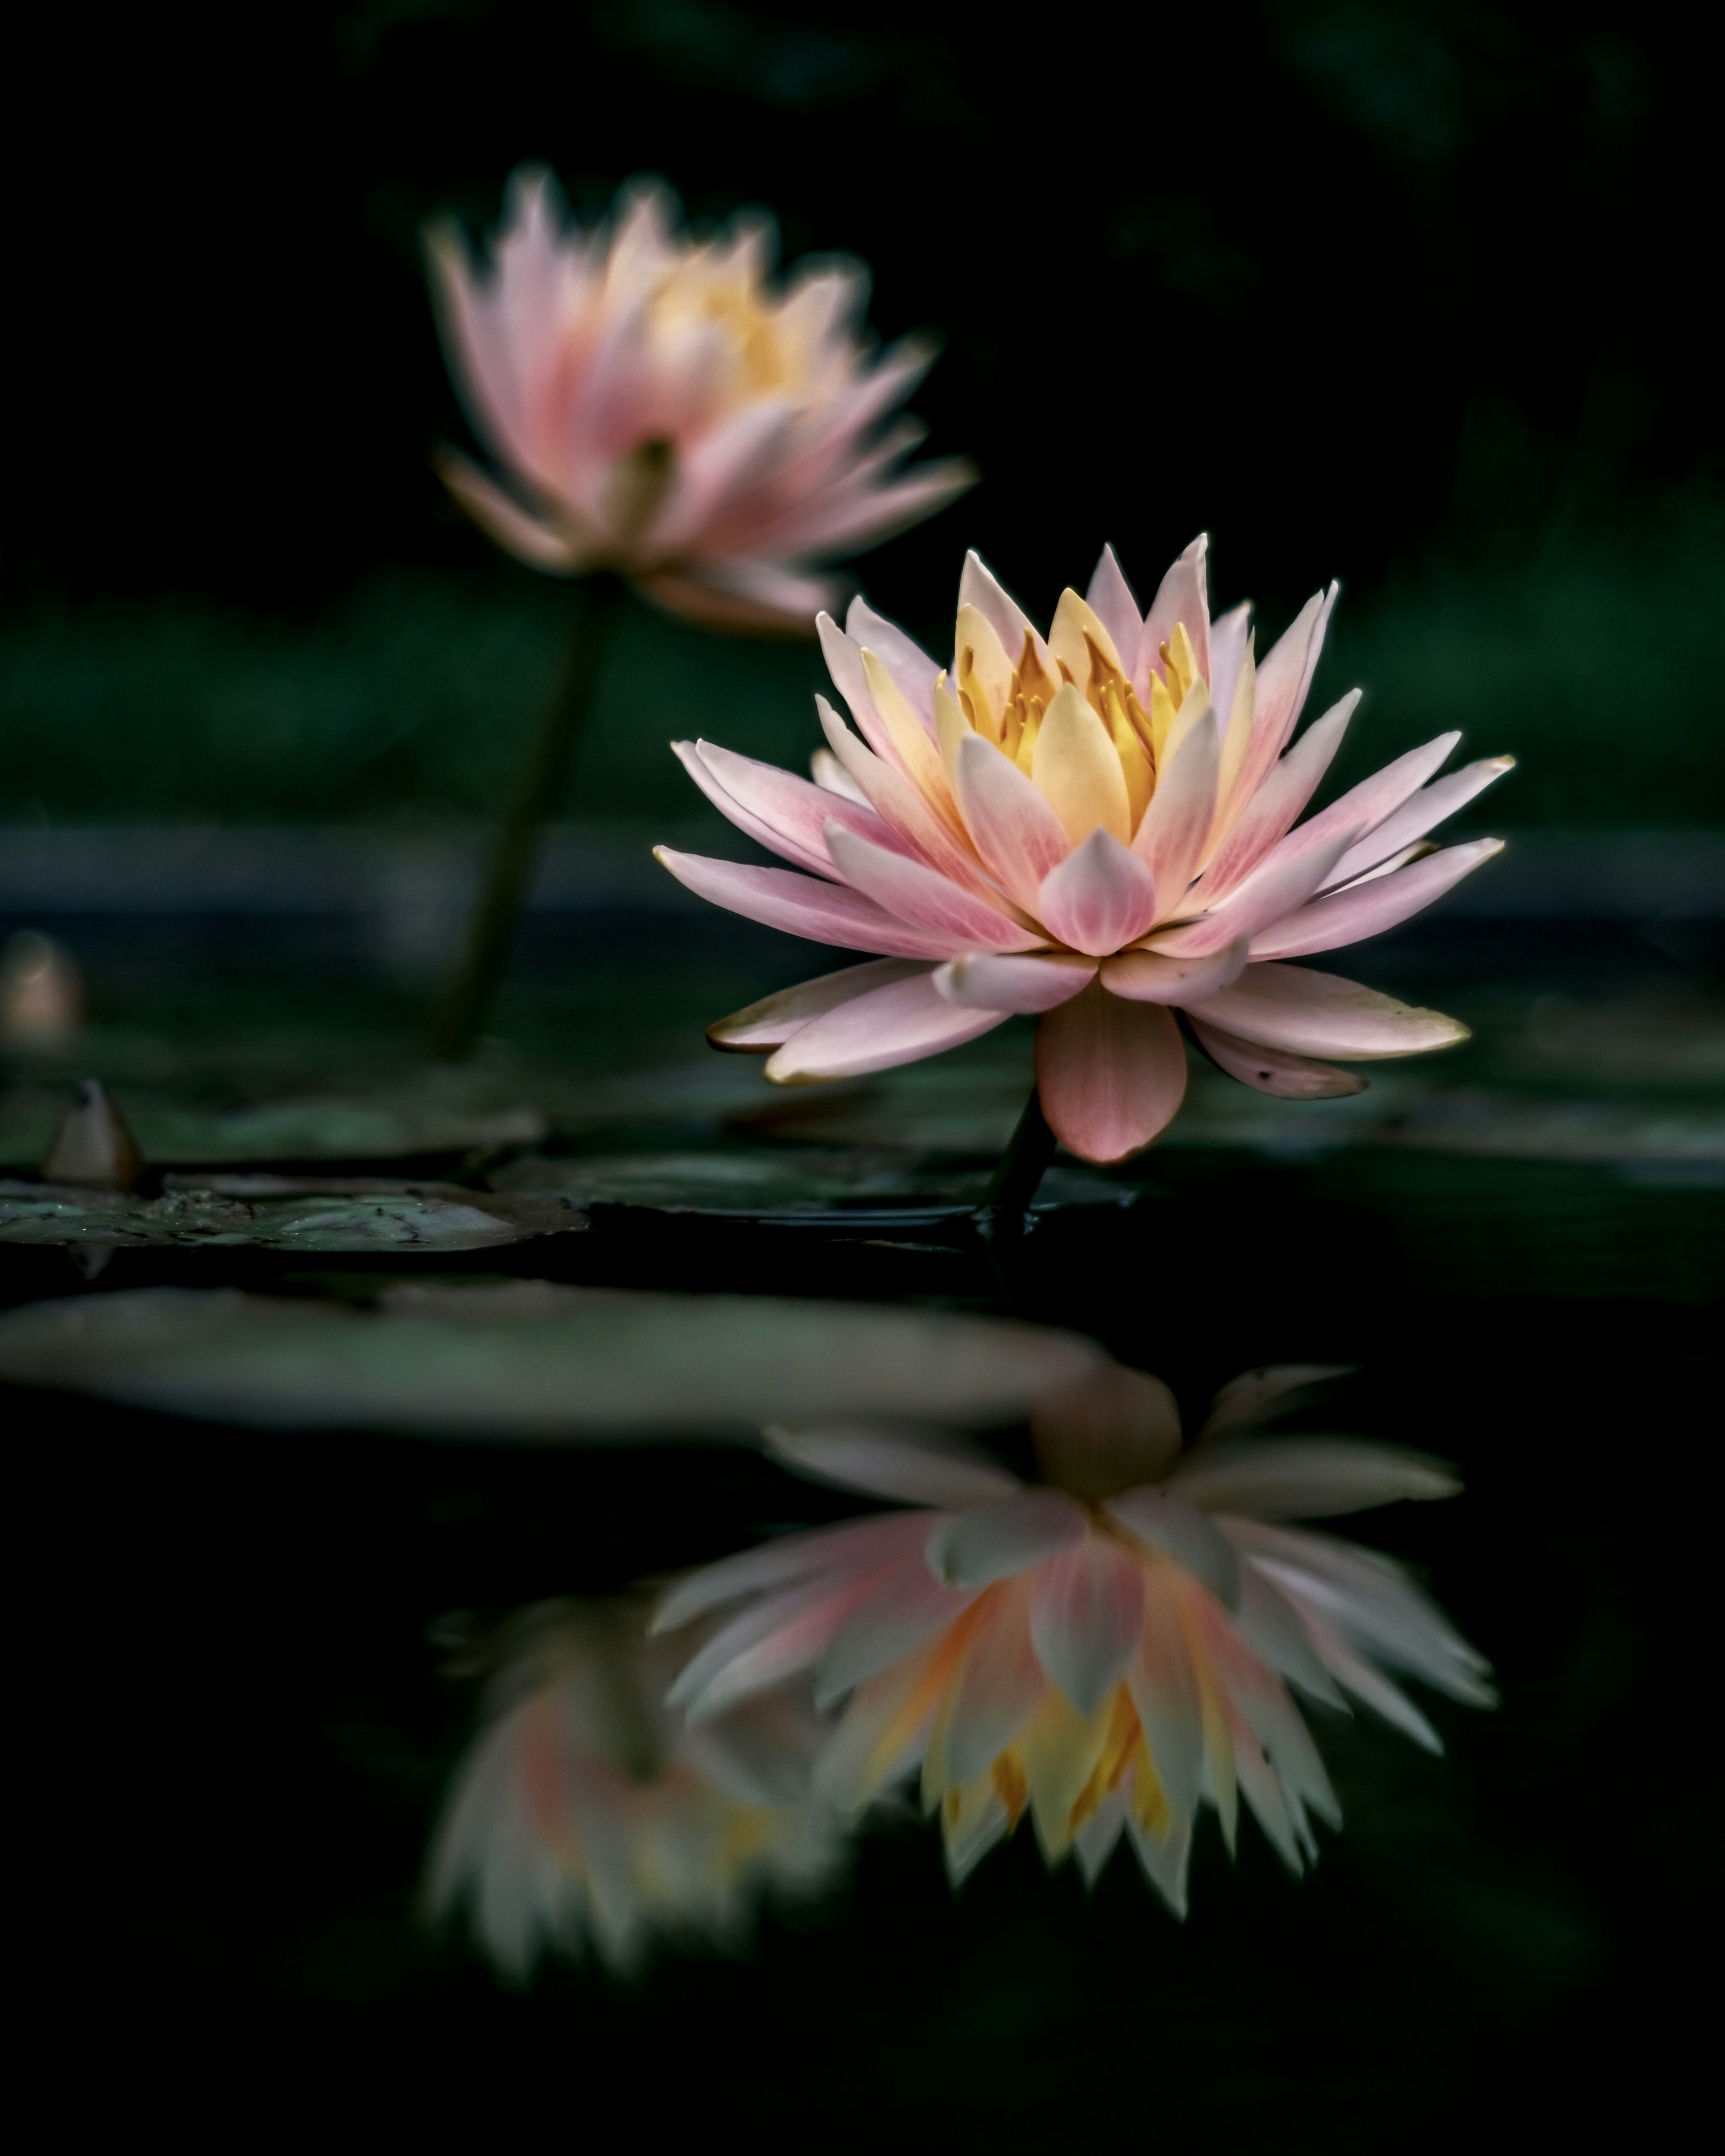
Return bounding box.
[659,540,1511,1159]
[655,1367,1491,1913]
[428,1595,845,1977]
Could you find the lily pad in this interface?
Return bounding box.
[0,1281,1104,1438]
[0,1177,585,1251]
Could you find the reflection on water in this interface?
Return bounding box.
[430,1358,1491,1973]
[426,1596,845,1976]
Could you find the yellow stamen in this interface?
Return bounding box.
[1103,680,1154,831]
[1162,620,1198,705]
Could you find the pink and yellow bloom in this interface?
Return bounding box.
[653,1368,1491,1912]
[657,539,1512,1159]
[427,168,973,634]
[426,1596,843,1976]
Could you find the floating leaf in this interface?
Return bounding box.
[0,1281,1105,1438]
[0,1178,584,1251]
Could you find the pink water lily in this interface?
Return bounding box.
[656,539,1512,1158]
[428,168,973,633]
[427,1596,844,1976]
[652,1367,1492,1911]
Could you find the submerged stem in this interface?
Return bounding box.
[430,573,624,1061]
[977,1084,1058,1233]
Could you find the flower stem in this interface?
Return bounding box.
[976,1083,1058,1236]
[430,573,624,1061]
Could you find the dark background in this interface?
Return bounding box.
[5,0,1716,627]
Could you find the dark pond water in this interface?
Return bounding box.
[4,904,1718,2142]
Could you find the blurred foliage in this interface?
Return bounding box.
[2,490,1717,825]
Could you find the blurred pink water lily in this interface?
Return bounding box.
[426,1597,844,1976]
[427,168,973,633]
[652,1366,1492,1912]
[657,539,1512,1158]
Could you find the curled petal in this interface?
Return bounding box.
[1188,963,1468,1059]
[1100,941,1247,1006]
[765,967,1008,1083]
[1035,830,1160,956]
[654,848,956,959]
[708,958,933,1051]
[1035,983,1188,1163]
[924,1491,1090,1590]
[957,551,1054,680]
[1251,839,1505,959]
[934,952,1096,1013]
[1188,1018,1369,1098]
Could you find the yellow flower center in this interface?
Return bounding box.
[935,589,1209,846]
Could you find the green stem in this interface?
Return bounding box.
[976,1084,1058,1237]
[430,574,623,1061]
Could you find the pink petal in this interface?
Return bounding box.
[1084,544,1144,670]
[1188,1018,1369,1098]
[1029,1535,1147,1714]
[1135,534,1211,695]
[1132,704,1220,919]
[1188,962,1469,1057]
[957,551,1054,677]
[1034,982,1188,1163]
[1203,694,1359,898]
[433,450,580,573]
[707,958,933,1051]
[1104,1490,1241,1607]
[817,701,1003,903]
[778,459,975,556]
[953,733,1073,910]
[1324,757,1516,887]
[1228,584,1336,812]
[652,1512,929,1633]
[817,615,909,774]
[677,739,893,878]
[816,1555,983,1707]
[1288,731,1461,862]
[673,1571,880,1724]
[924,1490,1090,1590]
[1147,821,1358,959]
[1100,942,1247,1006]
[765,966,1008,1082]
[653,847,958,959]
[1206,601,1253,758]
[824,823,1038,950]
[844,599,941,726]
[941,1584,1048,1787]
[934,952,1097,1013]
[1249,838,1505,959]
[1036,830,1161,957]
